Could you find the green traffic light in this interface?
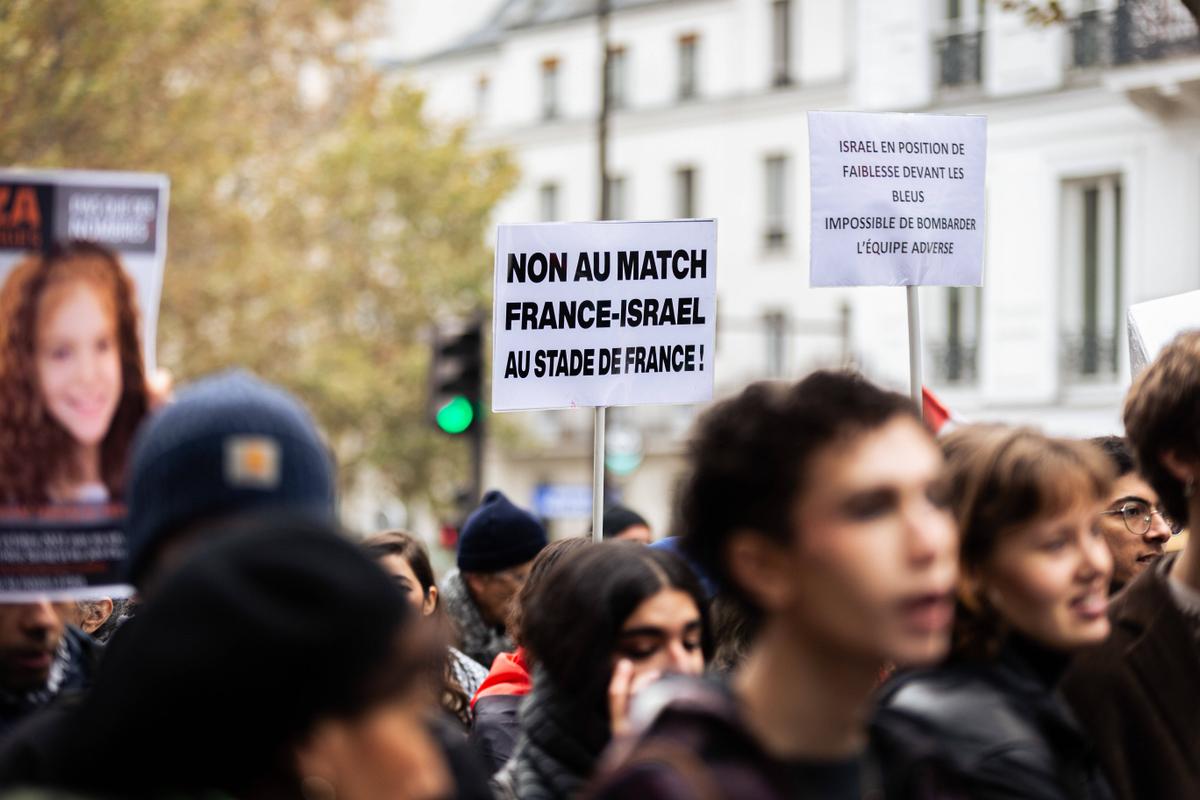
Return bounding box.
[436,395,475,434]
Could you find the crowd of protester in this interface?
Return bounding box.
[0,241,1198,798]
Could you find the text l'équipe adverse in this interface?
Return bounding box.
[807,111,986,287]
[491,220,717,412]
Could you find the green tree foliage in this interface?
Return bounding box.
[0,0,517,507]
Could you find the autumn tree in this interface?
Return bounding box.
[996,0,1200,26]
[0,0,517,511]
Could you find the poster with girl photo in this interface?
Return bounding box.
[0,169,169,599]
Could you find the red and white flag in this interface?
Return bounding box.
[922,386,960,435]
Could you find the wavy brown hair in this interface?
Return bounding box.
[939,425,1113,660]
[0,241,149,506]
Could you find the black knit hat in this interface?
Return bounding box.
[601,504,649,540]
[457,490,548,573]
[123,369,336,587]
[57,513,412,796]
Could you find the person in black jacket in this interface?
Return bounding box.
[493,542,710,800]
[0,514,488,800]
[590,372,962,800]
[0,603,100,741]
[470,536,594,775]
[877,425,1117,800]
[1062,331,1200,800]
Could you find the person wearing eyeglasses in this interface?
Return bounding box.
[1090,436,1176,594]
[1063,332,1200,800]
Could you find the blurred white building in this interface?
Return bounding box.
[385,0,1200,537]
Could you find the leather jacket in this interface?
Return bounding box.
[875,639,1113,800]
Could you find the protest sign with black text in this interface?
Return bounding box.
[492,220,717,411]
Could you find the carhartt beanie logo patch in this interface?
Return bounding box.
[224,436,281,489]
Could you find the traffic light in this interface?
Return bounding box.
[429,319,483,435]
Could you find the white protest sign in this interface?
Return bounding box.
[808,111,986,287]
[0,168,170,370]
[1128,290,1200,377]
[493,220,716,411]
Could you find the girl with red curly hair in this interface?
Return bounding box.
[0,241,150,507]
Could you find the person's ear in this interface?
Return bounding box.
[80,598,114,635]
[1160,450,1200,484]
[725,530,794,613]
[422,586,438,617]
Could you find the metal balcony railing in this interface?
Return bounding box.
[929,341,979,385]
[1060,332,1120,380]
[1072,9,1114,68]
[937,31,983,88]
[1070,0,1200,70]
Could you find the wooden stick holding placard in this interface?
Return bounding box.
[906,285,923,420]
[592,406,606,543]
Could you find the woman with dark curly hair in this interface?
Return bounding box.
[493,542,710,800]
[0,240,149,506]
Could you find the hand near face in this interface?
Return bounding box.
[608,658,664,739]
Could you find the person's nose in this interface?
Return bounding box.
[906,504,955,568]
[80,346,105,384]
[17,602,59,641]
[1079,532,1113,583]
[1145,512,1173,545]
[665,640,696,673]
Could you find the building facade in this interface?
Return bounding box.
[387,0,1200,537]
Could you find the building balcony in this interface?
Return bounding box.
[936,31,983,88]
[929,341,979,385]
[1071,0,1200,70]
[1059,332,1120,382]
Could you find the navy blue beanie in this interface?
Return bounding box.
[123,370,336,587]
[601,504,649,539]
[457,490,547,573]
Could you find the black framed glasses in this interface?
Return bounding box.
[1098,501,1182,536]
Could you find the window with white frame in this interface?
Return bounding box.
[675,166,697,218]
[938,0,985,87]
[763,310,788,377]
[771,0,792,86]
[678,33,699,100]
[604,175,627,220]
[606,46,628,109]
[764,155,788,250]
[540,57,560,120]
[475,74,490,119]
[538,182,559,222]
[1060,175,1124,382]
[928,286,982,384]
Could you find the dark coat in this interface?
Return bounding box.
[492,670,609,800]
[470,648,532,775]
[1061,552,1200,800]
[0,628,101,743]
[876,642,1113,800]
[472,694,523,776]
[589,676,965,800]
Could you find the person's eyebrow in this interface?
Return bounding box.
[619,619,702,638]
[1111,495,1151,507]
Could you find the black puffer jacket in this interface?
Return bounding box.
[0,627,101,743]
[875,638,1113,800]
[491,669,608,800]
